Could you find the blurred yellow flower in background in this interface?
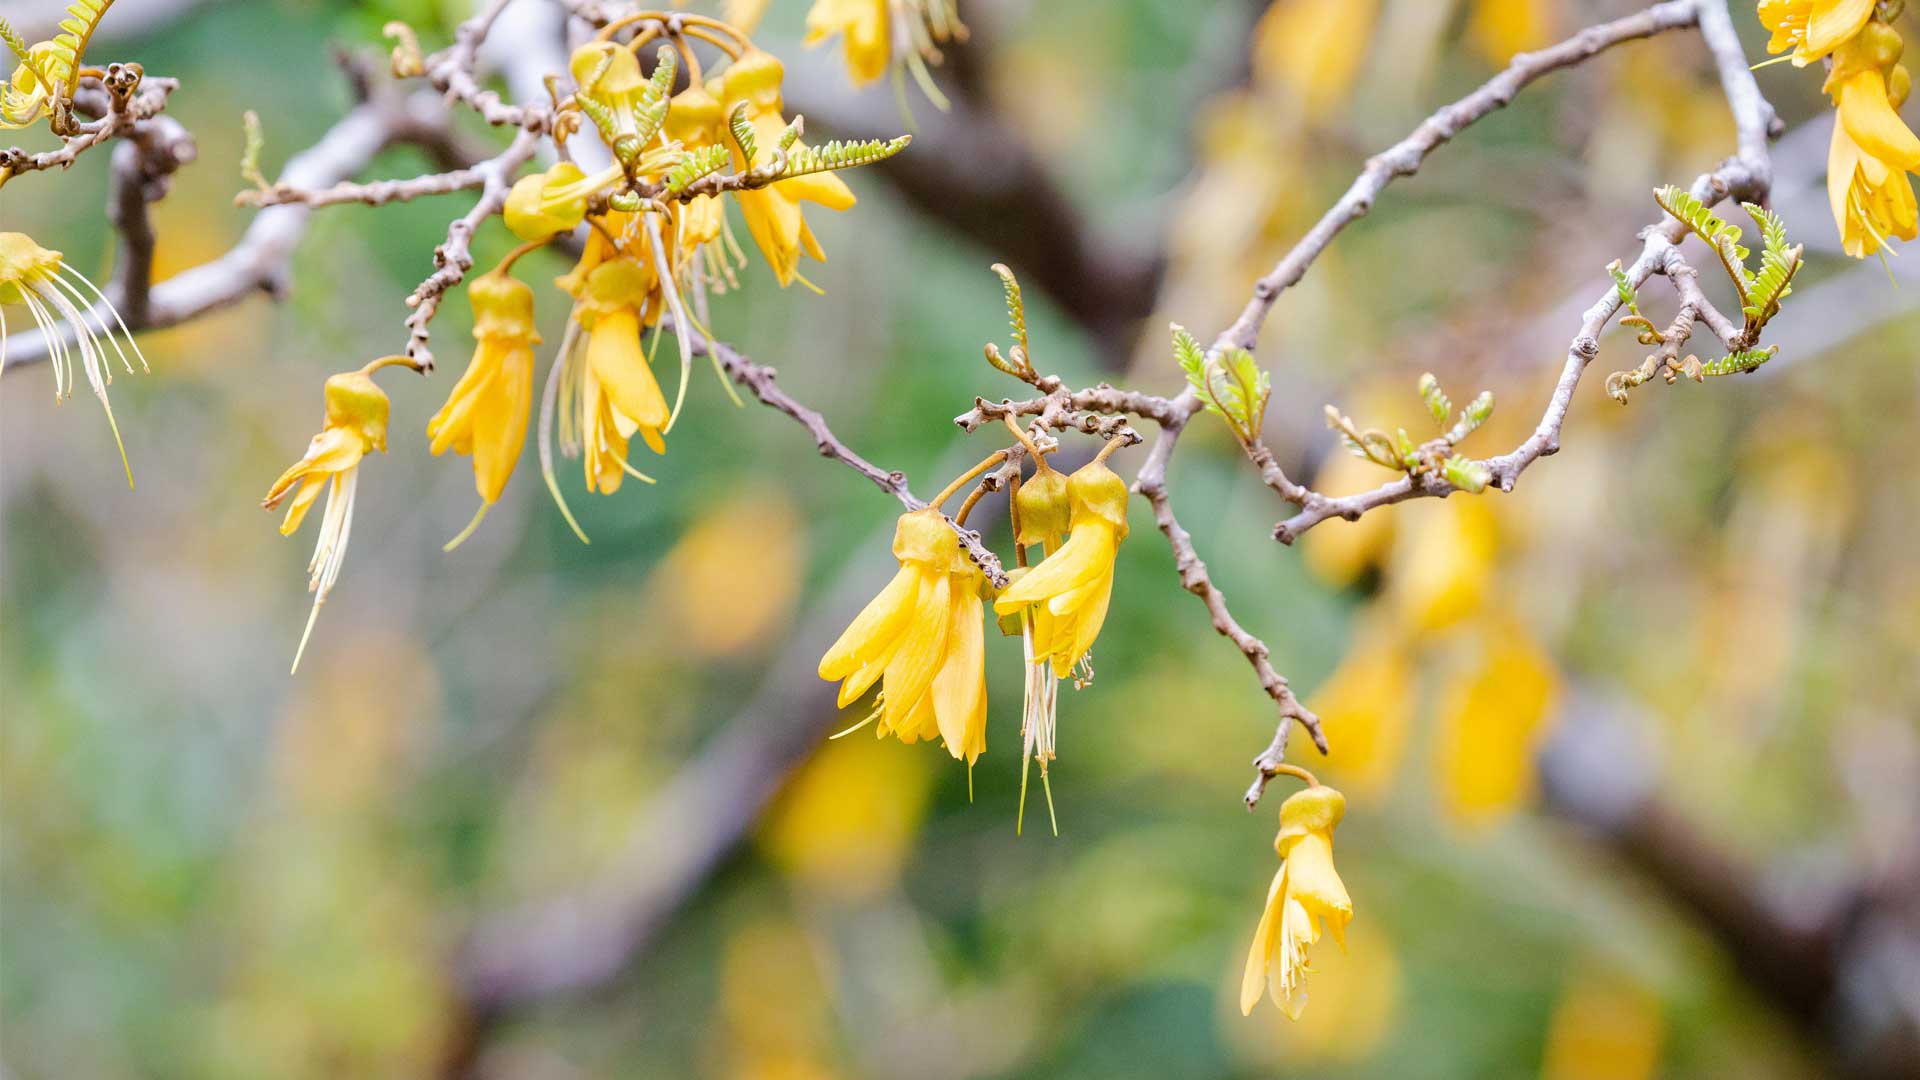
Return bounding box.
[1466,0,1556,66]
[1302,450,1398,589]
[1251,0,1378,121]
[651,489,804,659]
[1241,783,1353,1019]
[1388,497,1499,635]
[1433,615,1561,827]
[760,725,936,901]
[1539,966,1666,1080]
[805,0,890,86]
[1306,621,1414,799]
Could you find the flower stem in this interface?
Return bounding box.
[930,449,1009,508]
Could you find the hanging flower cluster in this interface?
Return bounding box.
[1759,0,1919,256]
[257,10,910,664]
[819,267,1133,832]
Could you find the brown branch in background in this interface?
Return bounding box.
[1210,0,1703,356]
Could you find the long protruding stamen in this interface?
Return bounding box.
[443,501,492,552]
[645,209,696,435]
[538,326,592,545]
[38,280,133,487]
[57,264,147,373]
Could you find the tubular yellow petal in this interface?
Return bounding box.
[1807,0,1876,56]
[1839,70,1920,171]
[278,474,329,536]
[1057,570,1115,675]
[1830,119,1863,240]
[1240,866,1288,1016]
[470,340,534,504]
[587,308,670,429]
[880,572,952,736]
[263,427,365,511]
[993,524,1115,614]
[930,580,986,762]
[820,565,922,680]
[1282,832,1353,929]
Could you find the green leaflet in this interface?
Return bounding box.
[1739,201,1800,326]
[1699,347,1775,377]
[1654,186,1801,337]
[1607,259,1641,317]
[661,144,730,196]
[1171,323,1268,443]
[776,136,913,181]
[993,262,1028,358]
[725,102,757,168]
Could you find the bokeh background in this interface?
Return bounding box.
[4,0,1919,1077]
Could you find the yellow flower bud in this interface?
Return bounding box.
[468,271,540,345]
[721,48,786,113]
[1014,466,1070,549]
[1067,460,1130,539]
[1276,784,1347,851]
[667,85,723,145]
[504,162,592,241]
[893,506,959,567]
[570,41,645,98]
[0,232,62,303]
[322,370,391,453]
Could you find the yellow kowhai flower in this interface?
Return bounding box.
[563,253,669,488]
[993,442,1130,679]
[1241,780,1354,1019]
[804,0,891,87]
[0,230,147,486]
[1828,113,1919,257]
[427,262,540,550]
[804,0,965,98]
[1824,23,1920,173]
[1757,0,1874,66]
[717,48,856,288]
[505,160,623,243]
[819,456,1004,766]
[1,38,61,130]
[262,357,416,673]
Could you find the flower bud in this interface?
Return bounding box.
[323,370,392,452]
[469,273,540,345]
[573,256,653,328]
[1276,784,1346,852]
[892,507,959,568]
[1067,460,1131,539]
[667,85,722,144]
[0,232,63,304]
[570,42,645,99]
[1014,466,1070,549]
[1892,64,1913,110]
[505,162,590,241]
[720,48,785,112]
